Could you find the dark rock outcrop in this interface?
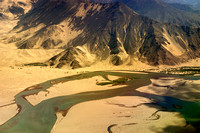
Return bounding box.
[5,0,200,68]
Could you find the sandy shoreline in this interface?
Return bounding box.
[0,66,80,125]
[51,96,191,133]
[0,67,199,132]
[49,73,198,133]
[0,41,200,132]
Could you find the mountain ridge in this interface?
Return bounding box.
[1,0,200,68]
[92,0,200,27]
[163,0,200,9]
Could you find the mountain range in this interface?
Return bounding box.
[92,0,200,27]
[1,0,200,68]
[163,0,200,9]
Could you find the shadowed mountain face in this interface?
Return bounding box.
[92,0,200,27]
[0,0,35,34]
[163,0,200,10]
[168,3,200,14]
[0,0,34,19]
[3,0,200,68]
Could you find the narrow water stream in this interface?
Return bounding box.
[0,71,199,132]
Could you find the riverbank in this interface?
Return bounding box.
[0,68,199,132]
[51,72,199,133]
[0,66,79,125]
[0,40,200,132]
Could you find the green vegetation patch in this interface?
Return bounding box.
[162,66,200,76]
[96,77,131,86]
[113,78,128,83]
[96,82,113,86]
[24,63,48,66]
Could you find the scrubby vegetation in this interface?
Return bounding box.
[96,77,130,86]
[161,67,200,76]
[24,63,48,66]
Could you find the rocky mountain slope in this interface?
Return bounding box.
[0,0,33,19]
[168,3,200,14]
[0,0,35,34]
[163,0,200,9]
[2,0,200,68]
[93,0,200,27]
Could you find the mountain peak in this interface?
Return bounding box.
[2,0,200,67]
